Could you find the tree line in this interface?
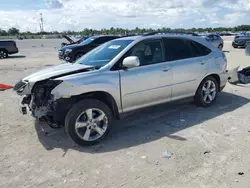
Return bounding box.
[1,25,250,36]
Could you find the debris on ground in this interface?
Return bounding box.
[135,176,140,180]
[238,172,244,175]
[141,156,147,159]
[162,151,173,159]
[204,150,211,155]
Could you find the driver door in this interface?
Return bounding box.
[119,39,173,112]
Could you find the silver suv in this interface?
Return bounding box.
[200,34,224,50]
[14,34,228,146]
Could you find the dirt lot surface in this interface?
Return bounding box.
[1,37,250,188]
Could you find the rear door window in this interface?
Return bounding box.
[163,38,194,61]
[191,41,211,56]
[163,38,211,61]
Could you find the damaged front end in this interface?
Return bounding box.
[14,63,96,128]
[15,79,66,128]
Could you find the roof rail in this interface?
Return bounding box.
[143,31,199,37]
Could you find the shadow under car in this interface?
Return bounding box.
[34,91,249,154]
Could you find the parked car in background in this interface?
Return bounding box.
[59,35,120,62]
[200,34,224,50]
[0,40,19,59]
[15,33,228,146]
[61,35,89,47]
[232,35,250,48]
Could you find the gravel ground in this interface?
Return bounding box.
[1,37,250,188]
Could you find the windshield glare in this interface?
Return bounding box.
[76,40,133,68]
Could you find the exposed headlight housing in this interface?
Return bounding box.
[14,80,28,93]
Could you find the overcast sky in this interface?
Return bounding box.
[0,0,250,32]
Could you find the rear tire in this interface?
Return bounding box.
[218,44,223,50]
[194,76,219,107]
[65,99,114,146]
[0,49,8,59]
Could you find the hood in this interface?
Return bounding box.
[235,37,250,41]
[59,43,88,51]
[23,63,94,83]
[63,35,75,43]
[60,43,82,51]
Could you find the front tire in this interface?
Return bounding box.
[65,99,114,146]
[0,49,8,59]
[195,76,219,107]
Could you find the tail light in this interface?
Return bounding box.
[13,41,17,48]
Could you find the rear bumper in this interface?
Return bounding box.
[9,48,19,54]
[220,72,228,86]
[219,72,228,91]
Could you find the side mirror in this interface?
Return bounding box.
[122,56,140,69]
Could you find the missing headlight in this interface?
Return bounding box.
[14,80,28,92]
[32,80,63,107]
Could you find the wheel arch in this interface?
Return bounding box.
[73,50,86,60]
[60,91,120,120]
[0,48,8,53]
[199,74,221,91]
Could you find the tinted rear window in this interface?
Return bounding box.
[190,41,211,56]
[163,38,211,61]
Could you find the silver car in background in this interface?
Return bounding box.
[14,34,228,146]
[200,34,224,50]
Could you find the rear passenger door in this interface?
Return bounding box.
[163,38,210,100]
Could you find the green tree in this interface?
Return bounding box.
[8,27,20,35]
[0,29,7,36]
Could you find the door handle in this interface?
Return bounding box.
[162,67,171,72]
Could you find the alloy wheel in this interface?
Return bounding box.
[75,108,108,141]
[201,80,217,104]
[0,51,7,59]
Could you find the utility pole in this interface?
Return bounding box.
[40,13,44,33]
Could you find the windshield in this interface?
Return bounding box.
[80,36,98,45]
[76,40,133,68]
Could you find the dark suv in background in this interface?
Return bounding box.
[0,40,19,59]
[232,35,250,48]
[59,35,120,62]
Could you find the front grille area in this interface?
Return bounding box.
[14,80,27,91]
